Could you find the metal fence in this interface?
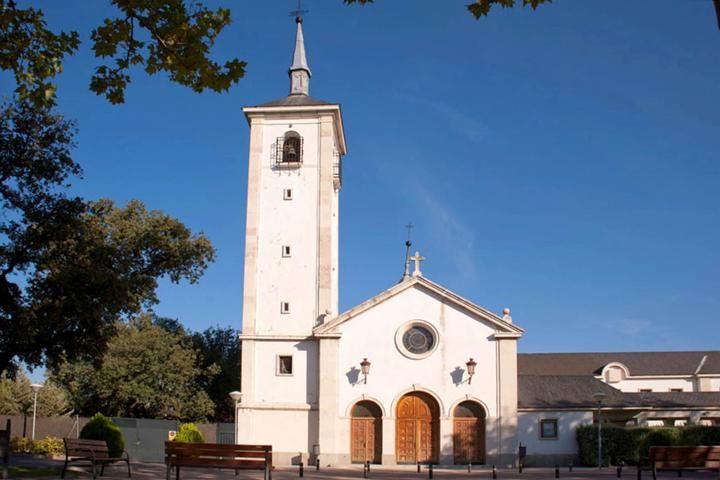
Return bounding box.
[1,415,235,463]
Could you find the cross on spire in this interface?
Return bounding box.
[290,0,308,22]
[411,251,425,277]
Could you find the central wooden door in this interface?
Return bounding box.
[453,401,486,464]
[350,401,382,464]
[395,392,439,464]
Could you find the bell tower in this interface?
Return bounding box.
[236,16,347,457]
[240,15,346,338]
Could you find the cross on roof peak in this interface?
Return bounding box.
[410,251,425,277]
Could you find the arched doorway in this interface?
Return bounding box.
[453,401,486,464]
[395,392,440,464]
[350,401,382,464]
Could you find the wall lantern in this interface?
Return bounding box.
[466,358,477,384]
[360,358,371,384]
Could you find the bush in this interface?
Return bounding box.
[80,413,125,457]
[677,425,720,446]
[10,436,33,453]
[576,425,648,466]
[30,436,64,456]
[637,428,677,460]
[174,423,204,443]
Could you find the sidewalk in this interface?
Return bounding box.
[9,456,720,480]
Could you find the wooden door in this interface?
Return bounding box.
[395,393,439,464]
[453,401,486,464]
[350,401,382,464]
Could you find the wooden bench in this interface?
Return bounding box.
[0,419,9,480]
[165,441,272,480]
[650,446,720,479]
[62,438,131,479]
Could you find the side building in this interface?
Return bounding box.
[517,351,720,466]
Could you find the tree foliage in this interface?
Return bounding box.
[1,0,245,108]
[345,0,720,30]
[191,325,240,422]
[0,105,215,375]
[0,370,70,417]
[52,315,218,421]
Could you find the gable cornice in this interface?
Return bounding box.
[313,275,524,335]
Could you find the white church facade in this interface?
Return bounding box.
[235,18,720,467]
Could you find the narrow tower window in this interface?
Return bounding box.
[282,245,291,257]
[283,188,293,200]
[277,355,293,375]
[281,302,291,314]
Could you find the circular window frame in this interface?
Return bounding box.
[395,320,440,360]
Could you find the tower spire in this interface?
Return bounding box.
[289,16,311,96]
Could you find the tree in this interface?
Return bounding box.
[0,370,70,436]
[345,0,720,30]
[52,314,218,421]
[1,0,245,108]
[1,197,216,375]
[192,326,241,422]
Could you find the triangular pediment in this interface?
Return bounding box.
[313,275,524,337]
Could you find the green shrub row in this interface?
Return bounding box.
[576,425,720,466]
[10,436,64,456]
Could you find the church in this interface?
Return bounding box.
[234,18,720,467]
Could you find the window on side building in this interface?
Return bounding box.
[540,419,558,439]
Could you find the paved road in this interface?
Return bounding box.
[9,456,719,480]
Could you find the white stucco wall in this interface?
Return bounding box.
[331,283,517,464]
[251,339,319,404]
[710,377,720,391]
[607,378,695,392]
[518,411,593,460]
[253,117,324,336]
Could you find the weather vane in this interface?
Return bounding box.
[290,0,308,21]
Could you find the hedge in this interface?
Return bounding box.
[576,425,720,466]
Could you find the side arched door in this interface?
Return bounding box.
[453,401,486,464]
[350,401,382,464]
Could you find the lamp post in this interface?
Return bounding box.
[229,391,243,445]
[592,392,607,469]
[30,383,43,440]
[360,358,371,384]
[466,358,477,384]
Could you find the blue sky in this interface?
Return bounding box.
[15,0,720,360]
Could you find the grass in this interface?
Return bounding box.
[7,465,65,477]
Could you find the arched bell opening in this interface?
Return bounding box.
[350,400,382,464]
[281,131,302,164]
[453,400,486,464]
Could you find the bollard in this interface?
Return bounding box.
[428,463,433,479]
[316,458,320,471]
[636,463,641,480]
[555,464,560,479]
[492,464,497,479]
[677,471,682,478]
[617,465,622,478]
[519,462,523,473]
[299,462,304,478]
[417,463,421,473]
[467,463,471,473]
[569,463,573,473]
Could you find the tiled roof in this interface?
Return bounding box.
[256,94,334,107]
[518,351,720,376]
[518,375,720,410]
